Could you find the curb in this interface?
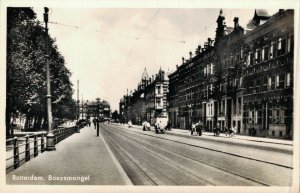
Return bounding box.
[112,123,292,154]
[98,126,133,185]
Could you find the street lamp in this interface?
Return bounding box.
[44,7,55,151]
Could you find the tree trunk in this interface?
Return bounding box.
[34,115,43,130]
[6,109,12,138]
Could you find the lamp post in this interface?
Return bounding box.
[96,98,100,136]
[44,7,55,151]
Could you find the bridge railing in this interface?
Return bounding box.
[6,125,78,173]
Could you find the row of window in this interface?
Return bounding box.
[243,108,288,125]
[245,36,293,66]
[245,72,291,94]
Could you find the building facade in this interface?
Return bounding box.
[80,99,111,122]
[120,68,169,125]
[167,9,294,138]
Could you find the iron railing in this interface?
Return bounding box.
[6,126,78,173]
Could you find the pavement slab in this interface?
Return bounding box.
[6,125,131,185]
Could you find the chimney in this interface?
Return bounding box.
[279,9,284,14]
[233,17,239,30]
[208,38,213,47]
[195,45,201,54]
[176,65,178,69]
[182,57,185,64]
[189,51,192,60]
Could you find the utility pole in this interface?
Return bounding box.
[44,7,55,151]
[77,80,79,121]
[81,94,84,119]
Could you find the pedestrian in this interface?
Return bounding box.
[231,125,237,137]
[224,126,228,136]
[93,119,96,129]
[191,122,196,135]
[196,121,202,136]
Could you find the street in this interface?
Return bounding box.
[6,124,293,186]
[100,123,292,186]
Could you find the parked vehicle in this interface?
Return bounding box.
[77,119,87,128]
[142,121,151,131]
[128,121,132,128]
[154,117,168,134]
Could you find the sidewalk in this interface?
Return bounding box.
[115,123,292,146]
[6,125,132,185]
[170,128,293,146]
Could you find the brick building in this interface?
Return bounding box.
[168,9,294,138]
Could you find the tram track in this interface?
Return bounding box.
[113,124,292,169]
[100,124,292,185]
[101,125,215,185]
[104,126,269,186]
[103,132,158,185]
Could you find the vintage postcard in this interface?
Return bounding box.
[1,0,299,193]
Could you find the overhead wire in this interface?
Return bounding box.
[126,8,161,60]
[47,15,186,43]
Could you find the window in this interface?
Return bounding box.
[211,63,214,74]
[255,49,260,63]
[249,110,253,124]
[261,48,265,61]
[222,100,225,115]
[264,47,269,60]
[207,64,211,75]
[287,36,292,52]
[270,42,274,59]
[286,73,291,87]
[236,53,240,62]
[277,38,285,55]
[271,76,276,90]
[156,86,161,94]
[279,74,285,88]
[207,103,212,116]
[240,48,244,59]
[204,67,207,75]
[156,98,162,107]
[276,75,279,87]
[250,53,254,65]
[268,77,271,90]
[247,54,251,66]
[254,110,258,124]
[272,109,280,124]
[278,38,282,50]
[237,97,242,115]
[261,77,266,91]
[239,77,243,88]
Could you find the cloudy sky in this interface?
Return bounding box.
[33,7,278,111]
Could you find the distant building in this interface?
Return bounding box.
[120,68,169,125]
[81,99,111,121]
